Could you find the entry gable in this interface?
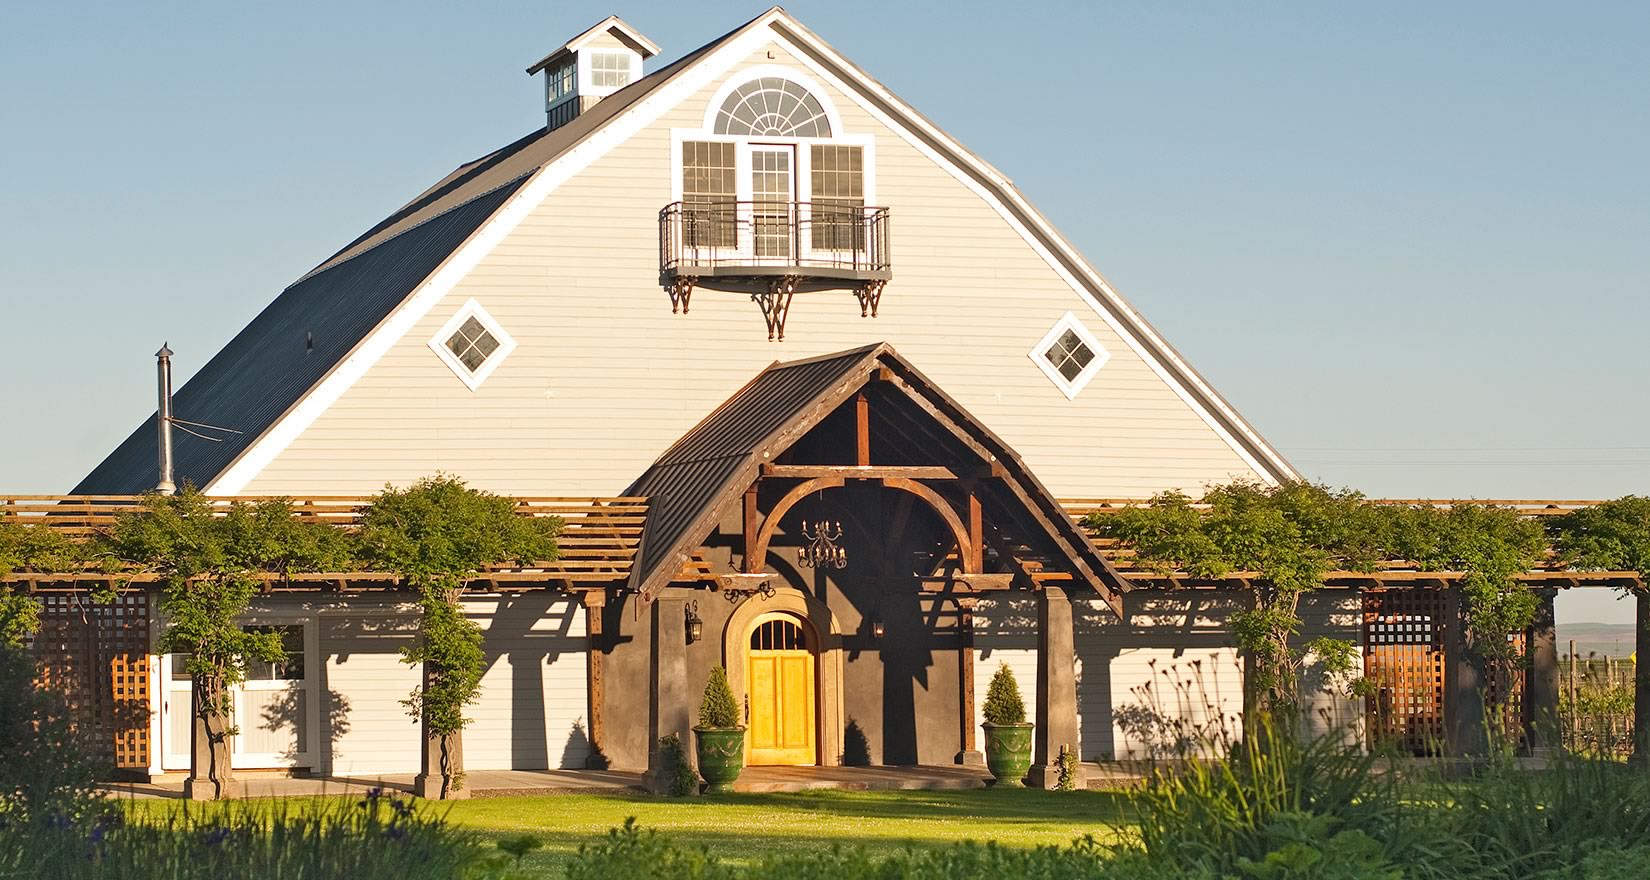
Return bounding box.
[625,342,1127,614]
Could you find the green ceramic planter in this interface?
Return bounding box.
[982,722,1033,787]
[694,726,746,794]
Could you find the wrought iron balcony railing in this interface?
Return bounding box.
[658,200,891,340]
[660,200,891,282]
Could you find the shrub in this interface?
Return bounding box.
[699,666,740,729]
[656,735,699,797]
[0,642,108,829]
[982,663,1026,726]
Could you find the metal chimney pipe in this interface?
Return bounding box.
[156,343,176,495]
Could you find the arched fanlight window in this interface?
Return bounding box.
[713,77,832,137]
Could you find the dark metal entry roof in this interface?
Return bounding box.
[623,343,1129,610]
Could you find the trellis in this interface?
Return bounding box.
[30,591,151,771]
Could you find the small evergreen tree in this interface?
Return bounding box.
[699,665,741,729]
[983,663,1027,726]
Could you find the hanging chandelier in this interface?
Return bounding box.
[798,519,847,569]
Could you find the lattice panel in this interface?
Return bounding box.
[29,593,151,770]
[1364,589,1447,755]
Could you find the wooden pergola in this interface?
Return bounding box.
[4,494,1644,769]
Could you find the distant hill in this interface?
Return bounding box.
[1557,623,1636,659]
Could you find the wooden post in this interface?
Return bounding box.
[1526,590,1560,757]
[966,491,983,574]
[956,597,984,767]
[582,591,608,769]
[1634,590,1650,766]
[855,392,870,466]
[742,488,760,574]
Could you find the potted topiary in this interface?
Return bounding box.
[981,663,1033,787]
[694,665,746,794]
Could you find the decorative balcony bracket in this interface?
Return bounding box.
[667,277,696,314]
[855,280,886,318]
[753,275,801,341]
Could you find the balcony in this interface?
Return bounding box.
[659,200,891,340]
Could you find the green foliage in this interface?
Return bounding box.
[698,666,741,729]
[357,475,561,771]
[0,789,497,880]
[656,735,699,797]
[0,641,109,828]
[1092,482,1381,716]
[982,663,1026,726]
[1553,495,1650,579]
[1055,744,1079,792]
[109,488,353,724]
[0,521,81,647]
[569,818,1181,880]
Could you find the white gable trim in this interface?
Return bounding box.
[761,19,1296,484]
[203,13,789,495]
[206,8,1292,494]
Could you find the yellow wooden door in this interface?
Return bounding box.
[746,618,816,765]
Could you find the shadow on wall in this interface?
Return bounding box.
[842,718,871,766]
[261,686,352,768]
[470,593,587,771]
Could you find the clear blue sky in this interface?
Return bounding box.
[2,2,1645,621]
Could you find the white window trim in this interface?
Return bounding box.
[427,298,516,391]
[578,48,642,100]
[1029,312,1110,400]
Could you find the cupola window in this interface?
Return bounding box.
[714,77,832,137]
[588,51,633,88]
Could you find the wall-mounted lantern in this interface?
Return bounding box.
[685,600,704,644]
[869,612,885,640]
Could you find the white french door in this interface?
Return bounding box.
[739,143,796,264]
[161,621,318,771]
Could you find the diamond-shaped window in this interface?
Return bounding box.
[428,299,515,391]
[1030,313,1109,399]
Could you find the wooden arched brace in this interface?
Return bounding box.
[747,476,845,573]
[747,475,979,576]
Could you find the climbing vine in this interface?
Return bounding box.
[0,522,80,648]
[108,487,352,796]
[1091,481,1383,719]
[1552,495,1650,581]
[356,475,560,797]
[1090,482,1550,722]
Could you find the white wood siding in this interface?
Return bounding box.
[1074,593,1247,761]
[242,41,1267,499]
[1295,591,1365,742]
[318,601,423,776]
[464,595,591,771]
[972,595,1040,734]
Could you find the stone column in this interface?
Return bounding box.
[955,597,984,767]
[1525,590,1561,757]
[1029,586,1085,790]
[1443,585,1489,761]
[183,677,239,800]
[413,663,468,800]
[645,594,697,794]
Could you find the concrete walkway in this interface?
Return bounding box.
[102,762,1139,800]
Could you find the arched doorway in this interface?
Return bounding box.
[745,612,817,765]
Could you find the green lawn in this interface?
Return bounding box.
[132,789,1135,878]
[451,789,1135,877]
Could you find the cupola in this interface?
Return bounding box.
[526,15,660,131]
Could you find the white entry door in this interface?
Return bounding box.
[161,622,318,771]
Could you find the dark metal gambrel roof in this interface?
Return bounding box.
[73,178,528,494]
[73,12,770,494]
[623,343,1130,610]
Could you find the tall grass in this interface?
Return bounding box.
[0,790,498,880]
